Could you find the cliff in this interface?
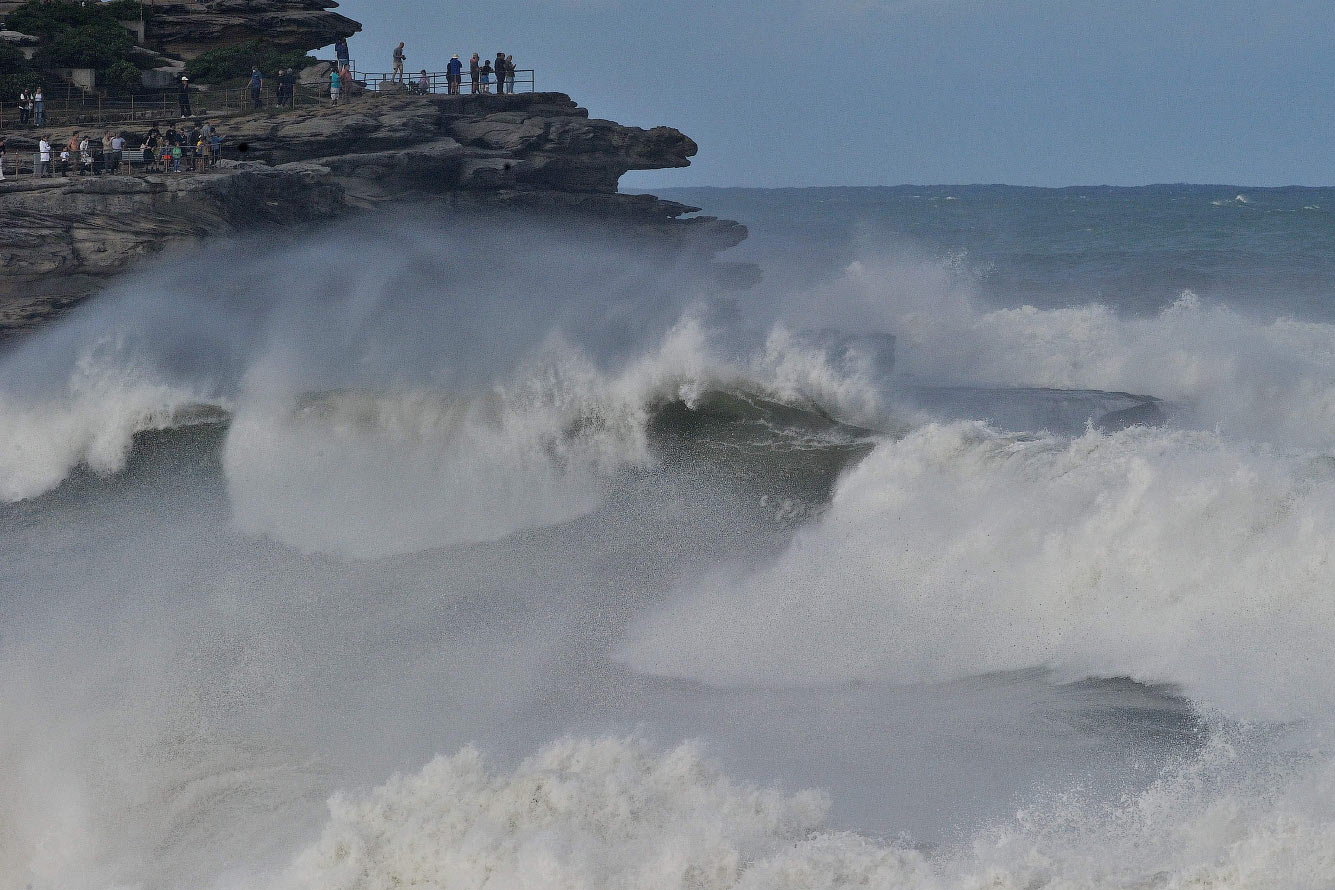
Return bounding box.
[142,0,361,59]
[0,92,749,336]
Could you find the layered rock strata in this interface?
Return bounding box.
[141,0,361,59]
[0,92,748,336]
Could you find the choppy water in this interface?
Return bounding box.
[4,189,1335,889]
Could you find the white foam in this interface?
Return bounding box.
[260,737,920,890]
[258,735,1335,890]
[0,341,214,503]
[809,258,1335,447]
[223,319,883,558]
[620,422,1335,721]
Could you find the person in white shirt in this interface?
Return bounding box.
[110,133,126,173]
[38,137,51,177]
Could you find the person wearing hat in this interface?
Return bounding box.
[446,54,462,95]
[178,76,192,118]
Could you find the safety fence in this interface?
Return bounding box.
[0,82,330,129]
[0,67,537,130]
[357,68,535,95]
[1,145,226,179]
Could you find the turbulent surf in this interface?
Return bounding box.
[4,191,1335,890]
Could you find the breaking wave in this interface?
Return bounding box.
[622,421,1335,722]
[260,734,1335,890]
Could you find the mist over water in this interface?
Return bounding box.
[4,191,1335,889]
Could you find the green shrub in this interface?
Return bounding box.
[2,71,42,102]
[101,59,141,92]
[6,0,111,40]
[35,25,132,70]
[0,41,28,78]
[185,40,315,84]
[6,1,142,92]
[101,0,148,22]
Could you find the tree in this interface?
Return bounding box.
[185,40,316,84]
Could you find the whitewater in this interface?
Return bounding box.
[4,189,1335,889]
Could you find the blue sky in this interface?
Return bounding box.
[335,0,1335,187]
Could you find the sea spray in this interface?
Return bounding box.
[621,421,1335,721]
[264,733,1335,890]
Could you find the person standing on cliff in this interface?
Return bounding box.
[38,137,50,177]
[33,88,44,127]
[392,43,406,83]
[178,76,192,118]
[469,53,480,94]
[335,36,350,70]
[506,55,515,93]
[110,131,125,173]
[17,91,29,127]
[249,68,263,109]
[446,54,462,95]
[330,67,342,105]
[494,53,506,94]
[282,68,298,107]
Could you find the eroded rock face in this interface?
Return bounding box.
[144,0,360,59]
[0,92,747,336]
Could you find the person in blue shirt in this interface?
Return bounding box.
[249,68,263,109]
[447,54,463,95]
[335,37,350,69]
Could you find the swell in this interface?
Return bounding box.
[621,421,1335,723]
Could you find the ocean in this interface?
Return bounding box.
[3,185,1335,888]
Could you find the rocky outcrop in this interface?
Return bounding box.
[0,92,749,336]
[143,0,360,59]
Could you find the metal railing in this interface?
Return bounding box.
[0,66,537,129]
[0,82,331,128]
[357,68,535,95]
[0,145,226,179]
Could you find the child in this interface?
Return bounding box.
[480,60,492,94]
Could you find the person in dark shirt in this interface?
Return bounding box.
[446,54,462,95]
[249,68,263,109]
[469,53,480,94]
[494,53,507,94]
[178,76,192,117]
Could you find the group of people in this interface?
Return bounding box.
[452,53,518,95]
[388,45,518,95]
[14,89,46,127]
[246,67,304,110]
[25,121,223,178]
